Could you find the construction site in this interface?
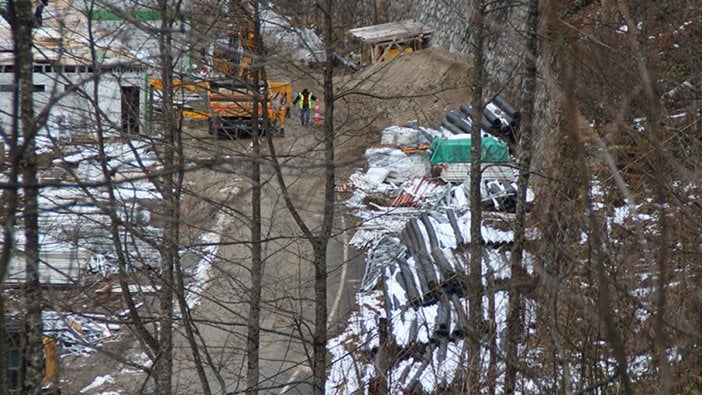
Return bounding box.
[1,0,701,394]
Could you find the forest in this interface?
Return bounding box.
[0,0,700,394]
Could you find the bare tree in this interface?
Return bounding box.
[0,0,22,386]
[4,0,698,393]
[5,0,47,392]
[467,0,486,389]
[246,3,264,393]
[505,0,539,392]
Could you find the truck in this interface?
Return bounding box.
[205,18,292,138]
[206,79,291,139]
[148,17,293,139]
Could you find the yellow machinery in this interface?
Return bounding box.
[148,79,210,120]
[149,17,293,138]
[148,77,291,138]
[205,79,291,138]
[205,18,292,138]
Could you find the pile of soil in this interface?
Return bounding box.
[335,48,474,167]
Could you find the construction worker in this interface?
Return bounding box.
[293,88,317,127]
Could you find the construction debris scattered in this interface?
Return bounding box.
[328,96,536,393]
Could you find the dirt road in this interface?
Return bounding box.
[168,92,364,394]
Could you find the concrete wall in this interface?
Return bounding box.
[388,0,561,197]
[0,67,146,138]
[393,0,530,98]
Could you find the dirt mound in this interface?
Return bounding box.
[351,48,473,101]
[335,48,473,171]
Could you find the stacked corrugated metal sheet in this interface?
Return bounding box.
[330,96,536,393]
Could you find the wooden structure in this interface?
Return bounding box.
[347,20,433,65]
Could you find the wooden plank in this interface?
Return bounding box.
[348,20,433,44]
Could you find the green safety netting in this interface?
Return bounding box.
[429,135,508,164]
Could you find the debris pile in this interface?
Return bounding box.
[43,311,122,357]
[3,136,219,361]
[327,96,536,393]
[4,140,163,285]
[345,95,534,213]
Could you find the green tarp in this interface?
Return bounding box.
[429,135,509,164]
[87,9,164,21]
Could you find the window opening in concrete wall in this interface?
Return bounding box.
[121,85,140,134]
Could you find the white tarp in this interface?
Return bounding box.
[365,147,430,183]
[380,125,430,146]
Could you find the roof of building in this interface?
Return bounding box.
[0,1,153,67]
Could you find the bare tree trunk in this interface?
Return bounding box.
[169,48,216,394]
[166,8,215,392]
[0,152,18,395]
[154,1,179,392]
[467,0,486,389]
[505,0,539,392]
[616,1,671,392]
[173,277,213,394]
[486,270,497,395]
[9,0,45,392]
[246,103,263,395]
[246,4,264,393]
[265,0,337,390]
[550,289,573,393]
[0,95,20,395]
[312,0,336,392]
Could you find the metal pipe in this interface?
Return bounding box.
[493,94,521,129]
[446,111,472,133]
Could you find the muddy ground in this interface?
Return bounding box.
[58,47,473,394]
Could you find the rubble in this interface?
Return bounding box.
[42,311,122,357]
[329,96,536,393]
[380,125,432,146]
[3,133,220,372]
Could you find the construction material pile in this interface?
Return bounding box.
[42,311,122,357]
[327,96,535,393]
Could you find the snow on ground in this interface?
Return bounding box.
[80,375,114,393]
[328,122,528,393]
[183,211,227,310]
[4,135,225,379]
[328,110,573,391]
[612,204,654,225]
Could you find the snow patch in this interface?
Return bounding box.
[80,375,114,393]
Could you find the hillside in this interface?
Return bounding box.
[324,1,702,393]
[1,0,699,393]
[334,48,474,164]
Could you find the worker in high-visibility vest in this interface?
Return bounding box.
[292,88,317,127]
